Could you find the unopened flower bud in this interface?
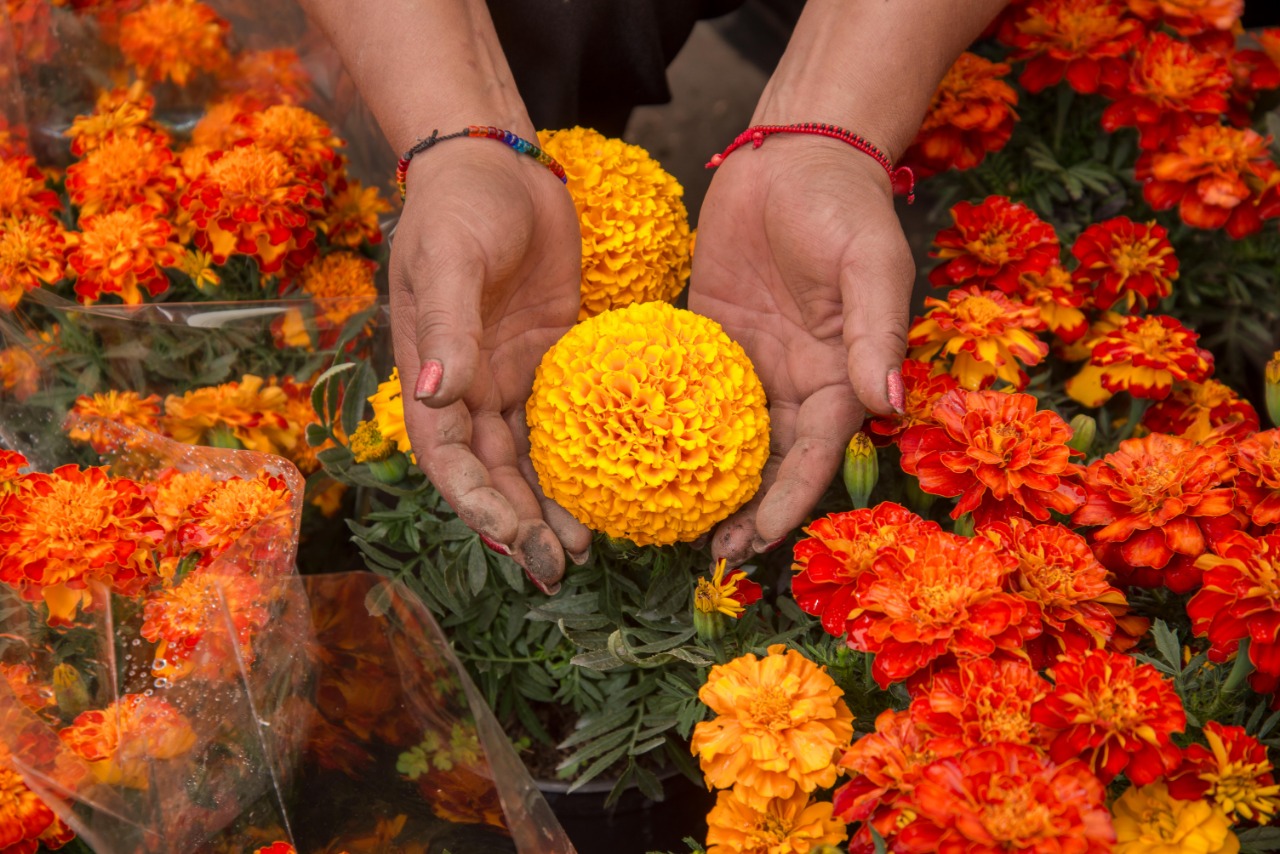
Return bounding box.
[843,433,878,510]
[694,606,727,643]
[1267,351,1280,428]
[1066,413,1097,455]
[53,664,90,716]
[367,452,409,484]
[207,424,243,450]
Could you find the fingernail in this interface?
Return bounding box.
[479,533,512,557]
[414,359,443,399]
[569,548,591,566]
[887,369,906,415]
[529,575,560,596]
[752,536,786,554]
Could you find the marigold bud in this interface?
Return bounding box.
[53,663,90,716]
[1067,413,1097,455]
[843,433,878,510]
[1267,351,1280,429]
[366,453,409,484]
[694,606,726,642]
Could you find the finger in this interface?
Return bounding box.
[507,409,593,564]
[840,227,914,416]
[711,454,783,569]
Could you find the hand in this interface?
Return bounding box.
[688,137,915,567]
[390,142,592,594]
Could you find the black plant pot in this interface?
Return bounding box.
[540,773,715,854]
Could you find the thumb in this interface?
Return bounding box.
[839,229,915,416]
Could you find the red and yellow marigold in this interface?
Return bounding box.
[176,472,293,566]
[59,693,197,788]
[64,127,178,218]
[1000,0,1144,94]
[834,709,950,827]
[1143,379,1259,444]
[1070,217,1179,311]
[67,207,180,305]
[1168,721,1280,824]
[282,251,379,350]
[68,391,163,453]
[1019,263,1090,345]
[704,789,847,854]
[1126,0,1243,36]
[903,52,1018,179]
[224,48,313,106]
[908,287,1048,390]
[1189,531,1280,694]
[899,389,1084,527]
[65,82,156,157]
[117,0,230,86]
[695,558,762,621]
[145,468,218,540]
[928,196,1059,294]
[0,155,60,221]
[230,105,345,184]
[141,569,270,681]
[0,760,73,854]
[1067,314,1214,407]
[0,346,41,402]
[1236,429,1280,527]
[163,374,294,455]
[866,359,959,443]
[908,657,1049,755]
[692,644,854,810]
[1032,649,1186,784]
[322,178,390,249]
[1112,782,1239,854]
[0,216,71,311]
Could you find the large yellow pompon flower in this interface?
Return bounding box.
[1112,783,1239,854]
[705,788,848,854]
[538,128,692,320]
[527,301,768,545]
[692,644,854,810]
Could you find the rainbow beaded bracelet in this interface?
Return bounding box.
[395,126,568,200]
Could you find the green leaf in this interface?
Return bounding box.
[466,542,488,597]
[340,360,377,438]
[871,826,888,854]
[1237,826,1280,851]
[559,706,633,750]
[559,729,630,773]
[1152,620,1181,671]
[634,764,664,802]
[566,743,629,793]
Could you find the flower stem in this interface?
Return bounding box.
[1115,395,1148,444]
[1053,85,1075,156]
[1223,638,1253,695]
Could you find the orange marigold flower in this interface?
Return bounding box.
[1001,0,1144,94]
[286,251,378,346]
[277,376,326,475]
[834,709,953,827]
[67,390,163,453]
[896,745,1114,853]
[231,105,344,183]
[691,644,854,810]
[1189,531,1280,694]
[162,374,293,454]
[223,48,313,106]
[899,389,1084,527]
[1112,781,1238,854]
[1102,33,1233,151]
[179,142,324,274]
[0,345,41,401]
[145,468,218,542]
[58,693,197,788]
[1070,216,1179,311]
[140,569,270,680]
[323,178,390,249]
[1126,0,1242,36]
[1168,721,1280,823]
[1075,432,1238,591]
[1032,649,1185,784]
[908,287,1048,391]
[117,0,230,86]
[64,127,178,218]
[983,518,1140,667]
[0,448,28,480]
[0,763,65,854]
[867,359,960,443]
[928,196,1059,294]
[846,529,1038,687]
[1,662,54,714]
[1143,378,1259,444]
[67,206,180,305]
[1137,124,1280,239]
[65,82,156,157]
[0,465,161,622]
[4,0,57,68]
[903,52,1018,180]
[0,216,72,311]
[177,472,292,564]
[705,789,847,854]
[1067,314,1214,406]
[792,502,940,637]
[908,658,1050,755]
[1236,429,1280,527]
[189,98,253,151]
[0,154,60,221]
[1020,262,1090,345]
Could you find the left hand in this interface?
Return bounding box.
[688,136,916,567]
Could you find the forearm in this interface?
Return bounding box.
[296,0,532,153]
[755,0,1009,159]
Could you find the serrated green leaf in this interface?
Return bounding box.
[559,706,634,750]
[559,728,630,772]
[634,764,664,802]
[466,542,488,597]
[1237,825,1280,850]
[566,743,629,793]
[570,648,626,671]
[1153,620,1181,671]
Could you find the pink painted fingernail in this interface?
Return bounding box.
[479,533,512,556]
[887,369,906,415]
[414,359,443,399]
[753,536,786,554]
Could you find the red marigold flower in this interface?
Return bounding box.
[1,662,54,714]
[1102,33,1233,151]
[0,154,61,221]
[64,127,178,218]
[1143,379,1260,444]
[1074,433,1238,591]
[0,215,72,311]
[1019,262,1090,344]
[908,658,1050,755]
[1126,0,1243,36]
[0,762,66,854]
[179,142,324,274]
[1223,44,1280,128]
[0,449,28,480]
[983,518,1142,667]
[1070,217,1179,311]
[896,745,1115,853]
[908,287,1049,391]
[903,52,1018,179]
[140,569,270,681]
[928,196,1060,294]
[223,48,314,106]
[67,206,180,305]
[1190,531,1280,693]
[1066,314,1214,406]
[1032,649,1185,784]
[1168,721,1280,824]
[846,529,1038,687]
[59,693,197,789]
[67,390,163,453]
[791,502,940,637]
[323,178,390,249]
[867,359,959,443]
[190,97,256,151]
[898,389,1085,527]
[1137,125,1280,239]
[834,709,952,826]
[65,82,157,157]
[117,0,230,86]
[177,472,293,566]
[1001,0,1144,95]
[1237,429,1280,527]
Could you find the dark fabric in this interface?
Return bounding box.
[487,0,747,136]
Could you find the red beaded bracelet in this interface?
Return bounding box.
[395,126,568,200]
[706,122,915,203]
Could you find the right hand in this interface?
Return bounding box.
[389,139,591,594]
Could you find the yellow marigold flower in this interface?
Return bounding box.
[907,286,1049,390]
[527,301,769,546]
[65,82,156,157]
[349,420,395,463]
[163,374,295,455]
[176,247,220,290]
[68,391,163,452]
[692,644,854,810]
[117,0,231,86]
[705,789,847,854]
[696,558,763,619]
[0,215,72,311]
[539,127,693,320]
[0,345,40,400]
[1112,783,1239,854]
[67,206,180,305]
[323,178,391,248]
[64,126,178,218]
[368,369,413,456]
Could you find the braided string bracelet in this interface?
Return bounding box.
[706,122,915,203]
[395,126,568,200]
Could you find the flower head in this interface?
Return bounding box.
[64,127,178,217]
[908,657,1050,754]
[65,82,157,156]
[903,52,1018,179]
[1032,649,1186,784]
[232,105,345,183]
[67,206,180,305]
[539,127,692,319]
[141,569,270,680]
[1236,429,1280,527]
[1126,0,1243,36]
[1002,0,1144,94]
[899,389,1084,527]
[1112,783,1238,854]
[145,468,218,539]
[368,369,412,456]
[223,48,313,106]
[1143,379,1259,443]
[692,644,854,809]
[1169,722,1280,824]
[705,789,847,854]
[117,0,230,85]
[59,693,197,788]
[0,215,72,311]
[1189,531,1280,694]
[527,302,769,546]
[695,558,762,620]
[0,345,41,401]
[323,178,390,248]
[1071,217,1179,311]
[1068,314,1214,406]
[162,374,294,454]
[177,472,293,565]
[867,359,959,443]
[0,763,68,854]
[834,709,948,828]
[928,196,1059,294]
[292,250,378,337]
[908,287,1048,390]
[348,420,395,464]
[0,154,61,220]
[68,390,163,452]
[1019,262,1090,344]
